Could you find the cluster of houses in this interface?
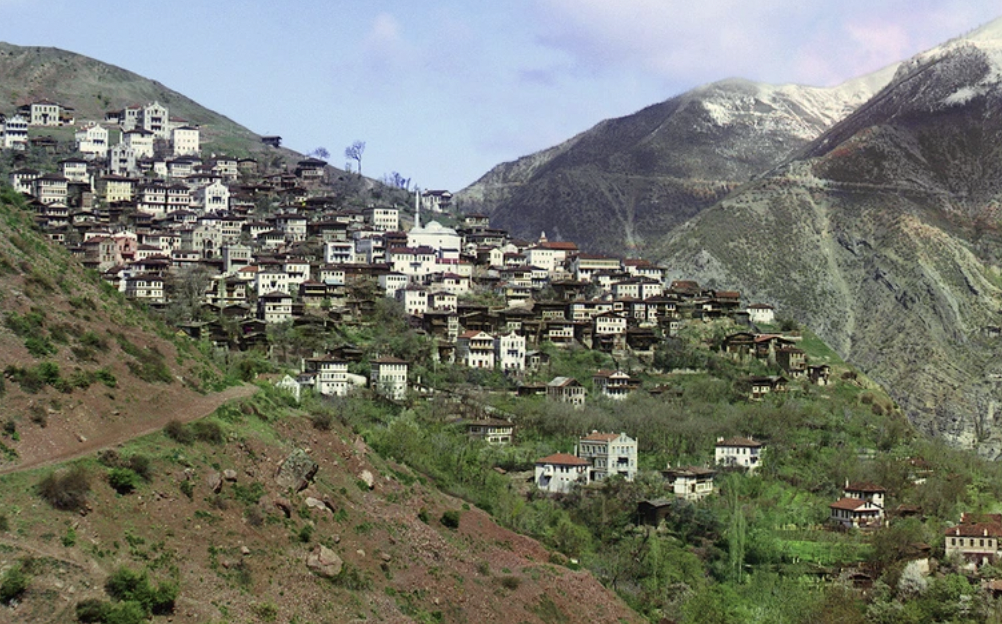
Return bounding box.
[5,99,827,406]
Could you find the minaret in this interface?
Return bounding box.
[413,189,421,230]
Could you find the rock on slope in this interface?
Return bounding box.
[659,19,1002,454]
[459,66,895,255]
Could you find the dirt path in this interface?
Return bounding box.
[0,384,258,476]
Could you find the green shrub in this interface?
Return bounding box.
[0,563,28,604]
[104,567,177,615]
[24,336,57,358]
[164,420,194,445]
[75,598,110,622]
[498,575,520,590]
[0,513,9,532]
[108,468,140,495]
[37,466,91,511]
[297,524,314,543]
[190,420,224,444]
[440,510,461,529]
[95,368,117,388]
[127,455,153,482]
[179,480,194,500]
[79,330,108,351]
[418,508,430,524]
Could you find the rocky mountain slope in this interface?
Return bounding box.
[659,19,1002,454]
[459,66,896,254]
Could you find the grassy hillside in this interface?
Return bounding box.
[0,188,241,472]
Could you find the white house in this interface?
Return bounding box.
[171,126,200,156]
[830,481,886,529]
[577,431,638,482]
[2,115,28,150]
[494,332,526,372]
[122,128,155,159]
[305,358,349,397]
[75,123,110,159]
[714,436,764,472]
[396,286,429,316]
[457,331,495,369]
[534,453,590,494]
[370,356,408,400]
[747,303,776,325]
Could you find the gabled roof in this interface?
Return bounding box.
[845,482,886,493]
[830,497,875,512]
[536,453,589,466]
[580,431,619,442]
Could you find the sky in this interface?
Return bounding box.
[3,1,1001,190]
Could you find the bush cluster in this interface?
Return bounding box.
[75,566,177,623]
[36,465,91,511]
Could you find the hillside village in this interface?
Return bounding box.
[6,97,1002,622]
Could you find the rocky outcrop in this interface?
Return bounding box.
[306,545,343,578]
[275,449,318,492]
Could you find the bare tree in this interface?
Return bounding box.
[310,146,330,160]
[344,140,365,176]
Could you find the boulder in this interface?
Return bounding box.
[275,449,318,492]
[306,545,343,578]
[305,497,328,512]
[273,497,292,518]
[223,469,238,482]
[359,470,375,490]
[206,471,223,494]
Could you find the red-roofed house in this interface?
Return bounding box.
[945,513,1002,566]
[829,481,887,529]
[534,453,590,494]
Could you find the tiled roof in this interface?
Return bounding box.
[536,453,589,466]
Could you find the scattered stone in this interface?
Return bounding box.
[332,534,341,544]
[305,497,328,511]
[306,545,343,578]
[77,434,87,443]
[240,546,251,555]
[356,549,366,558]
[380,552,392,562]
[275,449,318,492]
[353,436,367,455]
[206,471,223,494]
[359,470,375,490]
[223,469,238,482]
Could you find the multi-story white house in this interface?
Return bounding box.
[324,240,356,264]
[370,356,408,400]
[256,269,293,296]
[98,175,136,204]
[714,436,764,472]
[829,481,887,529]
[396,285,429,316]
[195,180,230,211]
[534,453,590,494]
[75,123,110,159]
[466,419,515,445]
[364,206,399,232]
[20,100,64,126]
[2,115,29,150]
[59,158,89,183]
[141,101,169,138]
[378,272,408,298]
[457,331,495,369]
[122,128,155,159]
[305,358,350,397]
[171,126,200,156]
[577,431,638,482]
[495,332,526,372]
[592,370,637,400]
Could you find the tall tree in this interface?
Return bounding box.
[344,140,365,176]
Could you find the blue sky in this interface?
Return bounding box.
[3,1,1000,190]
